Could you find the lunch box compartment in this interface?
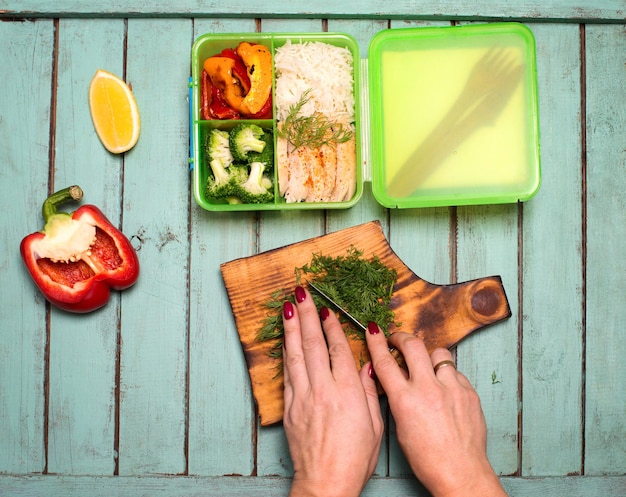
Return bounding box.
[190,24,540,211]
[190,32,362,211]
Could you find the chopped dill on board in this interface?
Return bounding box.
[256,247,400,370]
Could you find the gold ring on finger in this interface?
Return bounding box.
[433,360,456,374]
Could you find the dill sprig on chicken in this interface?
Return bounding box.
[276,89,354,150]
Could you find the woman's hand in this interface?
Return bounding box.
[365,325,508,497]
[282,286,384,497]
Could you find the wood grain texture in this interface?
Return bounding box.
[115,18,191,475]
[457,204,521,476]
[521,23,585,476]
[1,0,625,22]
[46,17,126,476]
[1,474,625,496]
[187,17,259,477]
[221,221,511,426]
[0,18,54,474]
[323,17,396,478]
[253,16,329,479]
[384,18,457,478]
[584,23,626,475]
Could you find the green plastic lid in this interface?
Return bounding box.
[368,23,541,208]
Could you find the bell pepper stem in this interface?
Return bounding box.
[42,185,84,222]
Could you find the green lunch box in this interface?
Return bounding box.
[189,23,541,211]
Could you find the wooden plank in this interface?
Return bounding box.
[254,220,326,476]
[456,203,520,475]
[0,18,54,474]
[325,17,390,234]
[253,16,326,479]
[2,0,625,22]
[386,18,454,478]
[187,210,258,477]
[187,17,258,477]
[387,202,455,478]
[451,19,524,478]
[1,474,626,496]
[584,23,626,475]
[323,17,392,478]
[520,23,584,475]
[46,17,126,476]
[115,18,191,475]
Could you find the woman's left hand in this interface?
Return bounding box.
[283,286,384,497]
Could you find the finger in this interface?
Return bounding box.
[359,361,384,434]
[429,347,454,366]
[293,286,333,388]
[320,307,359,382]
[387,332,435,380]
[282,343,294,409]
[365,322,408,395]
[455,370,474,389]
[430,347,458,383]
[282,299,310,392]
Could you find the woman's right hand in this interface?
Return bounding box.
[365,324,508,497]
[282,287,384,497]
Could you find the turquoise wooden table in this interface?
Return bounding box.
[1,1,624,495]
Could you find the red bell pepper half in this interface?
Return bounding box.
[20,185,140,313]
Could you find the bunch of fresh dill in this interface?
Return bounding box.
[256,247,400,368]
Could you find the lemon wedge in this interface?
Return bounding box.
[88,69,140,154]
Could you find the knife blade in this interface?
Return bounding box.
[306,279,404,366]
[306,279,367,332]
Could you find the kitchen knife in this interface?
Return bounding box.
[307,279,404,366]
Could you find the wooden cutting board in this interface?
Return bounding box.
[221,220,511,426]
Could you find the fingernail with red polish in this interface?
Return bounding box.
[368,363,377,381]
[283,301,295,320]
[320,306,330,321]
[367,322,380,335]
[295,286,306,303]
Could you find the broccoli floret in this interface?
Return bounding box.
[247,129,274,166]
[205,162,248,200]
[229,123,266,162]
[205,126,274,204]
[206,129,234,169]
[205,128,243,200]
[235,161,274,204]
